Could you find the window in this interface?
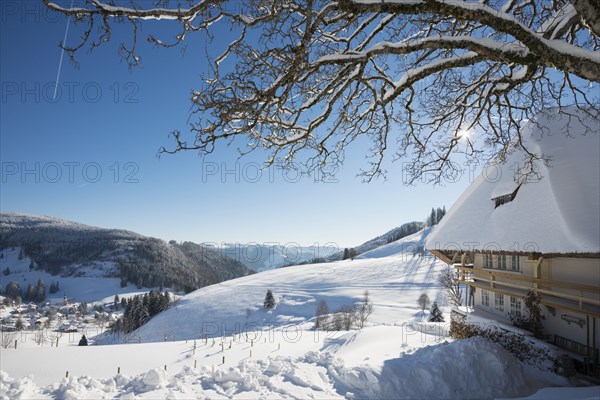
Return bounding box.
[493,185,521,208]
[510,296,522,317]
[495,293,504,312]
[481,290,490,307]
[511,255,520,272]
[483,253,493,269]
[497,255,507,270]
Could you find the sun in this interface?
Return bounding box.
[457,128,472,140]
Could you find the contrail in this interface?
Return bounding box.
[53,0,75,101]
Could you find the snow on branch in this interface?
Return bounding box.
[44,0,600,182]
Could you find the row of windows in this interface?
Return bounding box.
[480,289,522,317]
[482,254,521,272]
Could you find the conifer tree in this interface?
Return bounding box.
[25,284,34,302]
[264,290,276,310]
[428,302,445,322]
[5,281,21,300]
[34,278,46,302]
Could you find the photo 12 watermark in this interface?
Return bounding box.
[1,81,140,104]
[1,161,140,184]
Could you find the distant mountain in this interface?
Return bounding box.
[326,221,426,261]
[0,212,253,293]
[220,243,339,272]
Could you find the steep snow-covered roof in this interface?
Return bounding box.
[426,108,599,255]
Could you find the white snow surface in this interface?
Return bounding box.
[358,228,430,259]
[0,250,169,305]
[129,228,444,343]
[1,228,590,398]
[427,108,600,254]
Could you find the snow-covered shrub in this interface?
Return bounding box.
[450,311,555,371]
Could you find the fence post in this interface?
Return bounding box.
[118,367,121,374]
[65,371,69,378]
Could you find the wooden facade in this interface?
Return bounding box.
[446,250,600,375]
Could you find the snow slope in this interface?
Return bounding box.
[427,108,600,254]
[126,228,444,343]
[0,248,168,305]
[358,228,431,259]
[1,337,572,400]
[1,228,590,398]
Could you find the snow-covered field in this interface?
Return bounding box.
[0,251,167,306]
[1,229,596,399]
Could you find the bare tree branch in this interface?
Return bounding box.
[44,0,600,182]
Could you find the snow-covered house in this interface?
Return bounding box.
[426,109,599,373]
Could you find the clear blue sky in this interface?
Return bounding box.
[0,4,474,248]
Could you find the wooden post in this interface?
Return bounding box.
[250,350,252,358]
[56,337,59,347]
[14,340,17,349]
[229,342,232,349]
[278,343,280,350]
[118,367,121,374]
[164,365,167,371]
[194,360,197,369]
[251,339,253,347]
[66,371,69,378]
[222,356,225,364]
[205,335,207,344]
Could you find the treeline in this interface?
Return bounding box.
[1,213,253,294]
[123,238,215,293]
[426,206,446,227]
[1,278,58,303]
[385,221,425,244]
[110,290,171,334]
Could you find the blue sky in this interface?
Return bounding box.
[0,3,474,248]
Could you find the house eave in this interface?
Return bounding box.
[427,248,600,262]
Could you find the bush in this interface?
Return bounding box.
[450,311,554,371]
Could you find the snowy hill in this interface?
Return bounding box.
[357,228,431,259]
[224,221,425,271]
[1,227,578,399]
[326,221,425,261]
[128,227,446,343]
[0,212,253,293]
